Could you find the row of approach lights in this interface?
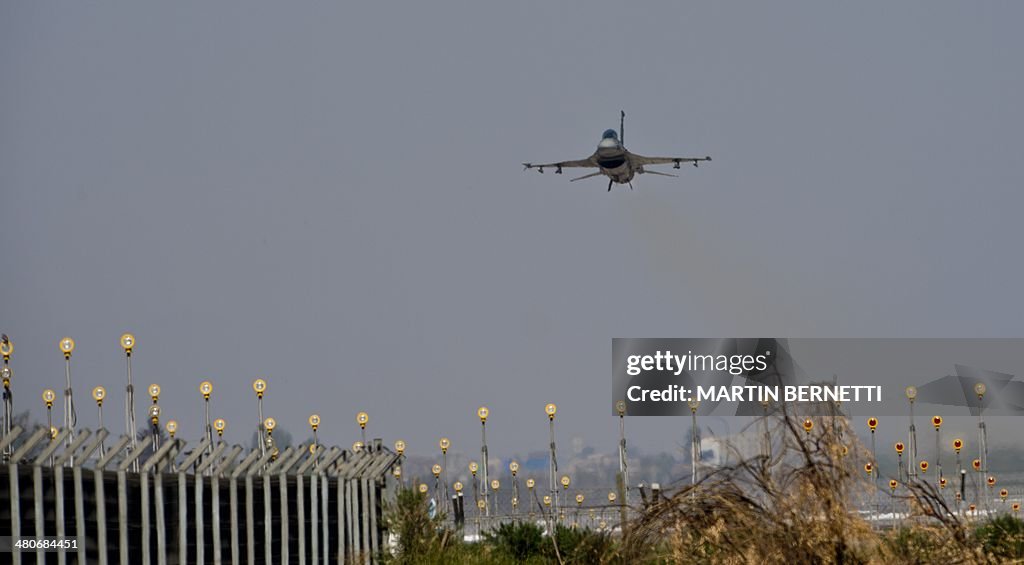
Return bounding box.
[50,335,136,356]
[77,381,223,440]
[404,404,613,509]
[31,346,1024,512]
[418,465,588,507]
[32,336,279,442]
[54,335,132,357]
[901,383,988,402]
[796,385,998,487]
[866,426,1007,502]
[1,334,128,379]
[879,475,1014,505]
[35,334,134,438]
[835,388,1014,512]
[42,339,1004,468]
[29,337,573,459]
[42,377,629,509]
[788,383,986,434]
[57,342,1012,502]
[41,352,372,449]
[862,385,1006,504]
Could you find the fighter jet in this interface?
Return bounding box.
[523,111,710,191]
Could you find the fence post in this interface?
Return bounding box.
[230,449,259,565]
[95,435,130,565]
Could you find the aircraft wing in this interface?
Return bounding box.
[522,158,596,174]
[629,153,712,168]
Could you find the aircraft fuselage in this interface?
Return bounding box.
[595,138,634,184]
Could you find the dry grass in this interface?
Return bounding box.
[619,403,994,564]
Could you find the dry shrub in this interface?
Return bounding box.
[619,403,988,564]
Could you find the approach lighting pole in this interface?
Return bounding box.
[509,461,520,517]
[148,383,161,452]
[120,333,138,471]
[253,379,267,456]
[615,400,629,506]
[953,438,964,516]
[478,406,490,516]
[92,386,107,458]
[469,461,480,514]
[394,440,406,489]
[43,389,56,466]
[905,386,918,481]
[490,479,500,516]
[59,337,77,465]
[200,380,214,457]
[356,411,369,446]
[165,419,178,472]
[688,398,701,498]
[895,441,906,482]
[264,417,277,461]
[868,417,879,517]
[975,383,989,515]
[559,475,571,524]
[149,405,162,452]
[309,414,321,470]
[545,403,559,511]
[440,437,451,514]
[932,415,943,487]
[1,337,13,462]
[432,464,442,504]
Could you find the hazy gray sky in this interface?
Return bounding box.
[3,2,1024,459]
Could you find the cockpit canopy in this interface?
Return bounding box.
[602,129,619,140]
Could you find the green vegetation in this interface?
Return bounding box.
[484,521,614,564]
[381,484,461,564]
[484,521,547,562]
[381,489,616,564]
[976,514,1024,561]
